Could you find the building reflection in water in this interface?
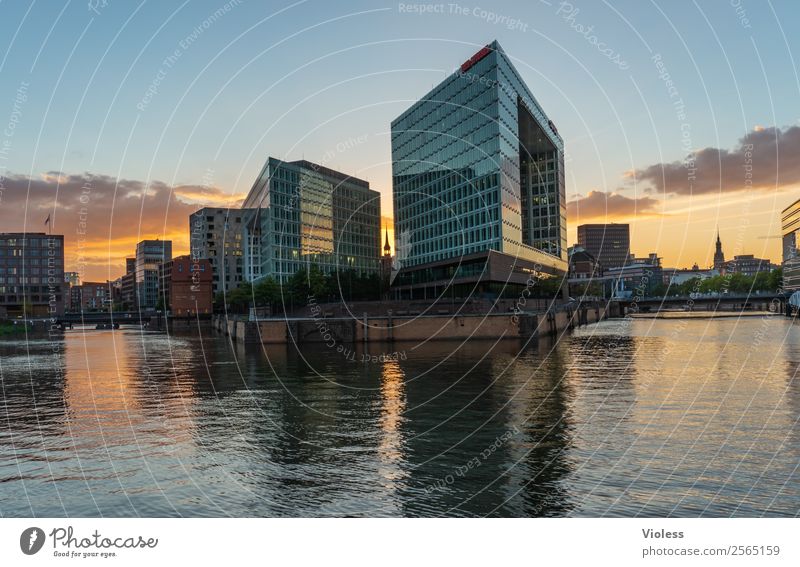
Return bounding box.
[63,329,139,431]
[2,318,800,517]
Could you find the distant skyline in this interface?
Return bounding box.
[1,1,799,281]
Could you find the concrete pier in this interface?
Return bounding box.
[213,301,620,345]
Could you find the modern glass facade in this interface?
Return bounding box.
[782,198,800,292]
[390,41,567,298]
[242,158,381,283]
[135,239,172,310]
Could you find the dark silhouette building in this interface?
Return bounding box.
[713,229,726,271]
[722,254,773,277]
[576,224,630,270]
[0,232,65,317]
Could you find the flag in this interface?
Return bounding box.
[44,214,50,226]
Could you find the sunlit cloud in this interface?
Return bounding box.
[567,190,661,223]
[0,171,244,282]
[636,125,800,195]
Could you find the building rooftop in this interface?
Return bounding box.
[288,159,370,189]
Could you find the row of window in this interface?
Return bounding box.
[0,238,62,247]
[0,294,63,302]
[0,259,63,267]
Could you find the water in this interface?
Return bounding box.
[1,316,799,517]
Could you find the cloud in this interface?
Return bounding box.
[567,190,660,222]
[0,171,244,281]
[636,125,800,195]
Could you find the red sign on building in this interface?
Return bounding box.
[460,45,492,73]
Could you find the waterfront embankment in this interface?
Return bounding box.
[213,300,621,344]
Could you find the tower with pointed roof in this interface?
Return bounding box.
[383,226,391,257]
[713,229,725,271]
[380,224,394,298]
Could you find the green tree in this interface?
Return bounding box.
[752,271,770,292]
[254,276,280,311]
[537,275,565,299]
[224,282,253,313]
[650,283,667,298]
[289,266,329,302]
[768,268,783,292]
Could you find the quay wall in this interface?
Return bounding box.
[212,301,620,345]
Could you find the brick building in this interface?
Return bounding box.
[158,255,213,316]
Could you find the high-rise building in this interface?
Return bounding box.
[135,239,172,309]
[189,208,248,295]
[576,224,630,270]
[782,198,800,291]
[713,229,725,271]
[0,233,65,316]
[242,158,381,283]
[390,41,567,299]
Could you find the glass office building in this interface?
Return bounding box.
[782,198,800,292]
[391,41,567,299]
[242,158,381,282]
[135,239,172,310]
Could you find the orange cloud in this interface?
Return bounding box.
[567,190,661,223]
[0,171,244,281]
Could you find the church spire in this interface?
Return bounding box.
[383,225,391,256]
[713,227,725,270]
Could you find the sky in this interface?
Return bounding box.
[1,0,799,281]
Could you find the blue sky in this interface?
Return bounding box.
[1,0,799,277]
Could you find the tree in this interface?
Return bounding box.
[569,280,603,298]
[289,266,328,303]
[213,291,225,312]
[537,275,565,299]
[225,282,253,313]
[768,268,783,292]
[649,283,667,298]
[254,277,280,311]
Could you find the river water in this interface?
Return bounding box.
[1,316,799,517]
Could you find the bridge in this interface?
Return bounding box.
[55,311,153,328]
[613,292,788,314]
